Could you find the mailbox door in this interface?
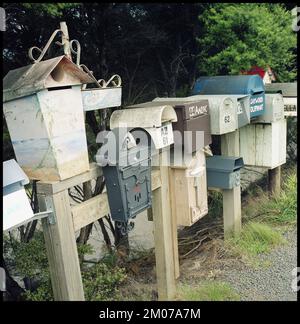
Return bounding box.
[170,150,208,226]
[121,160,152,219]
[254,93,284,123]
[236,96,251,128]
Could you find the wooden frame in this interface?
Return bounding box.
[37,161,177,301]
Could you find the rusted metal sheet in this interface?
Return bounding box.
[3,55,94,102]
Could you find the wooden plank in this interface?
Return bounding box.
[36,163,102,195]
[152,151,177,300]
[38,190,84,301]
[72,193,110,232]
[151,169,162,191]
[221,130,242,238]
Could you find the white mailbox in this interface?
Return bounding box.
[229,95,251,128]
[3,55,94,181]
[169,149,208,226]
[253,93,284,123]
[110,105,177,149]
[81,75,122,111]
[3,159,33,231]
[239,118,287,169]
[153,95,237,135]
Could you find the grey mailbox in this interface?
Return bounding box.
[206,156,244,189]
[96,128,152,225]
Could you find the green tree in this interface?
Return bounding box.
[197,3,297,81]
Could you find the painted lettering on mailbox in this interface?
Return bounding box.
[250,95,264,114]
[189,104,208,118]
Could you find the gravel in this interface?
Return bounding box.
[220,228,298,301]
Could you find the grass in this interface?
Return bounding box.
[259,173,297,225]
[176,281,240,301]
[226,222,286,257]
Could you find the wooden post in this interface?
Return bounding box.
[60,21,72,60]
[37,187,85,301]
[152,150,177,300]
[268,166,281,197]
[221,130,242,238]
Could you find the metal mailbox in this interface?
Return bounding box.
[81,75,122,111]
[110,104,177,150]
[192,75,265,118]
[170,149,208,226]
[96,128,152,224]
[265,82,297,117]
[154,95,237,135]
[253,93,284,123]
[3,159,34,231]
[137,99,211,152]
[239,119,287,169]
[3,55,94,181]
[206,155,244,189]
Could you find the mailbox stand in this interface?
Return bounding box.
[220,131,242,237]
[36,163,177,301]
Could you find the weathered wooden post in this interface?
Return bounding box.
[268,166,281,197]
[37,185,85,301]
[152,149,177,300]
[221,130,242,237]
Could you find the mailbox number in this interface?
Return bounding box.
[224,115,230,123]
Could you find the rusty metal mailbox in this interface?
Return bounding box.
[206,156,244,189]
[3,55,94,181]
[96,128,152,226]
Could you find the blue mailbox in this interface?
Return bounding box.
[192,75,265,118]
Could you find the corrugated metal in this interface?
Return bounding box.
[3,55,94,102]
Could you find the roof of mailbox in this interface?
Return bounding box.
[110,105,177,129]
[192,75,265,96]
[3,159,29,188]
[206,156,244,172]
[265,82,297,97]
[3,55,95,102]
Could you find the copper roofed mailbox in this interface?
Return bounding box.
[110,104,177,150]
[3,56,95,181]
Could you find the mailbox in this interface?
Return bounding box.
[169,149,208,226]
[154,95,237,135]
[3,159,34,231]
[253,93,284,123]
[192,75,265,118]
[134,99,211,152]
[3,55,94,181]
[96,128,152,223]
[110,104,177,150]
[265,82,297,117]
[81,75,122,111]
[239,119,287,169]
[206,155,244,189]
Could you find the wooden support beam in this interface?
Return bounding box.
[72,193,109,232]
[268,166,281,197]
[152,150,177,300]
[38,190,85,301]
[221,130,242,238]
